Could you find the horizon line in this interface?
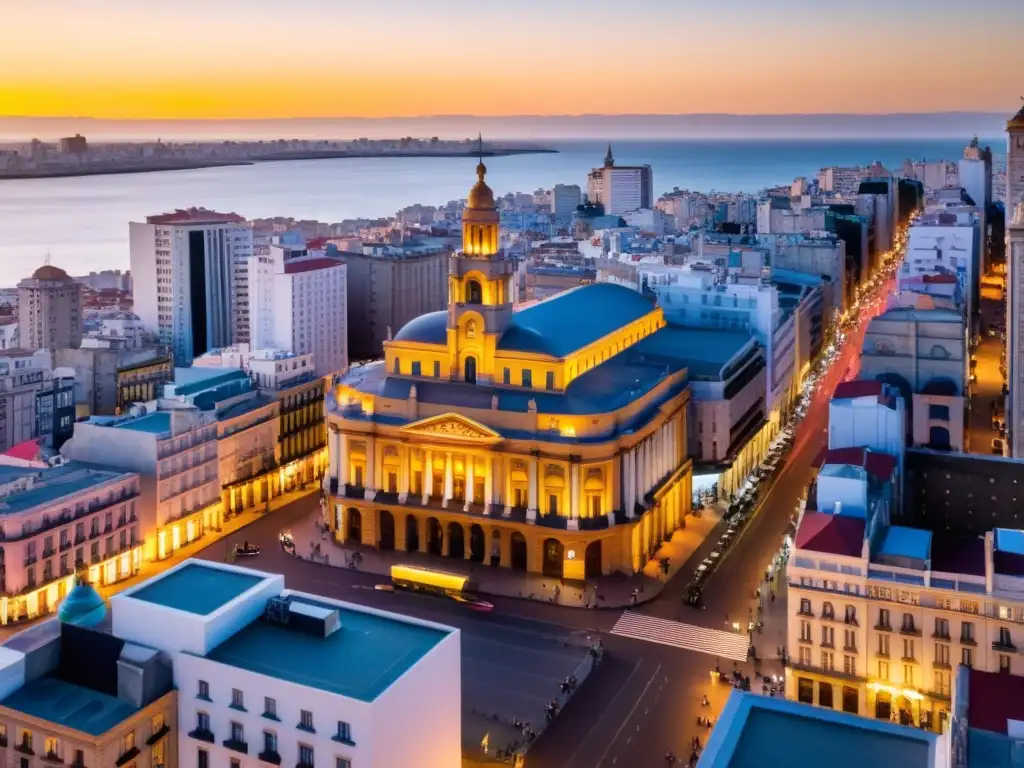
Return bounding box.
[0,110,1013,122]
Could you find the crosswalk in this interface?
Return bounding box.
[610,611,751,662]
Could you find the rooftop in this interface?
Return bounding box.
[128,562,264,616]
[877,525,933,562]
[145,208,246,226]
[795,511,865,557]
[833,380,883,399]
[205,596,450,701]
[701,692,937,768]
[171,367,250,398]
[113,411,171,435]
[634,325,754,380]
[822,447,897,482]
[284,257,345,275]
[966,667,1024,736]
[0,676,138,736]
[0,463,130,517]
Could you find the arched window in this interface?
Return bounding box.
[467,279,483,305]
[464,356,477,385]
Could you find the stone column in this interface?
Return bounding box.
[422,449,433,505]
[569,461,580,531]
[483,455,493,515]
[443,451,454,508]
[623,449,635,518]
[363,436,376,500]
[328,427,340,480]
[503,456,512,516]
[398,445,409,503]
[636,441,646,504]
[338,433,349,487]
[527,455,539,521]
[464,454,475,512]
[464,524,473,560]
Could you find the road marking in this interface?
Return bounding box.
[595,663,661,768]
[610,612,750,662]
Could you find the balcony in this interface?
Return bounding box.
[146,725,170,745]
[222,739,248,755]
[960,635,977,646]
[16,742,34,756]
[874,623,892,632]
[258,751,282,766]
[188,728,214,744]
[992,639,1017,653]
[899,626,922,637]
[115,747,140,767]
[797,606,815,618]
[931,632,951,641]
[42,751,63,764]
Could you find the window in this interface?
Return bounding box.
[502,367,510,385]
[411,361,421,376]
[433,361,441,378]
[797,678,814,703]
[392,358,400,374]
[878,660,889,680]
[230,722,244,742]
[818,682,833,708]
[821,650,834,670]
[263,731,278,754]
[799,646,811,665]
[74,749,85,767]
[264,697,277,719]
[197,749,209,768]
[844,605,857,625]
[231,688,244,710]
[844,629,857,652]
[998,627,1013,647]
[961,622,974,643]
[934,618,949,639]
[197,680,210,700]
[299,745,315,767]
[337,759,352,768]
[961,647,973,667]
[902,638,915,660]
[299,710,314,732]
[151,714,165,737]
[335,721,353,745]
[799,598,812,616]
[877,634,889,656]
[822,602,834,620]
[877,608,890,630]
[842,687,859,715]
[928,404,950,420]
[901,614,915,633]
[19,729,31,751]
[197,712,210,732]
[44,736,60,759]
[935,643,950,666]
[521,369,532,387]
[935,670,950,697]
[821,626,834,647]
[1000,654,1012,673]
[799,620,811,642]
[903,664,914,687]
[231,760,241,768]
[545,371,555,390]
[843,655,856,676]
[122,731,135,754]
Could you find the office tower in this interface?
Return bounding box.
[17,265,81,351]
[550,184,582,231]
[586,144,653,215]
[129,208,253,364]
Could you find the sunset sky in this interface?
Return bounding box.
[3,0,1022,119]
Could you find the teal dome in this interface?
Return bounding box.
[58,578,106,627]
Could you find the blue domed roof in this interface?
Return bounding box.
[58,578,107,627]
[393,311,449,345]
[498,283,656,358]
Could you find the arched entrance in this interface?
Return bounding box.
[510,531,528,571]
[464,356,477,385]
[447,522,465,559]
[490,528,501,566]
[897,696,914,726]
[542,538,564,578]
[929,425,951,449]
[469,524,486,563]
[467,279,483,304]
[378,510,395,551]
[426,517,443,556]
[346,508,362,544]
[585,540,603,578]
[405,515,419,552]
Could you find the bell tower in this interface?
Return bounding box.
[447,137,516,384]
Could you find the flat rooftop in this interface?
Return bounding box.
[205,598,449,702]
[113,411,171,434]
[128,562,264,615]
[703,693,937,768]
[0,676,138,736]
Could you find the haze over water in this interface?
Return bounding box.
[0,137,1004,288]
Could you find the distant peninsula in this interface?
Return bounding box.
[0,137,557,181]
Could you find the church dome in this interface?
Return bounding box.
[467,162,495,210]
[393,310,449,345]
[58,576,107,627]
[33,265,70,281]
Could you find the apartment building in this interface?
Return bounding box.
[0,350,61,453]
[129,209,253,364]
[61,405,221,563]
[586,145,653,215]
[0,460,141,626]
[17,265,82,351]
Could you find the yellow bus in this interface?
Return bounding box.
[390,565,494,612]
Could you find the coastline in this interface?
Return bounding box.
[0,147,558,181]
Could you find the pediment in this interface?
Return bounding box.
[399,413,502,443]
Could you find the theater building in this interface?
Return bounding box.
[324,158,694,577]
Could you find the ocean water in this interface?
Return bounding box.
[0,138,1004,288]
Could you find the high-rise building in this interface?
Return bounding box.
[1005,104,1024,456]
[17,265,81,351]
[248,246,348,379]
[586,144,653,215]
[959,136,993,270]
[550,184,582,231]
[129,209,253,364]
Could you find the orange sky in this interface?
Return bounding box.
[3,1,1022,119]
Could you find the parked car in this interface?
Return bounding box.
[992,438,1004,455]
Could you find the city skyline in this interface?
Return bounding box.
[3,0,1023,120]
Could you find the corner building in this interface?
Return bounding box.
[325,160,693,577]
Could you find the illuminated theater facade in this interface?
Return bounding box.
[324,159,694,577]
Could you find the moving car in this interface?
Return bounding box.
[234,541,260,557]
[992,438,1004,455]
[390,564,494,612]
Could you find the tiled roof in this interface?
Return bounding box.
[832,380,884,400]
[822,447,897,481]
[795,511,865,557]
[966,668,1024,735]
[284,257,344,275]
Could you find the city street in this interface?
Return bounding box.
[967,274,1006,454]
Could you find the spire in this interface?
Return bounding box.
[604,142,615,168]
[476,133,486,182]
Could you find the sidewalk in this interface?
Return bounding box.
[96,485,319,600]
[290,504,723,610]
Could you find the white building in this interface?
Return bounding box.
[110,559,461,768]
[586,145,653,216]
[0,349,56,453]
[828,380,907,473]
[1007,203,1024,457]
[129,209,253,364]
[902,209,981,320]
[61,403,222,563]
[818,166,863,196]
[248,250,348,379]
[959,137,993,271]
